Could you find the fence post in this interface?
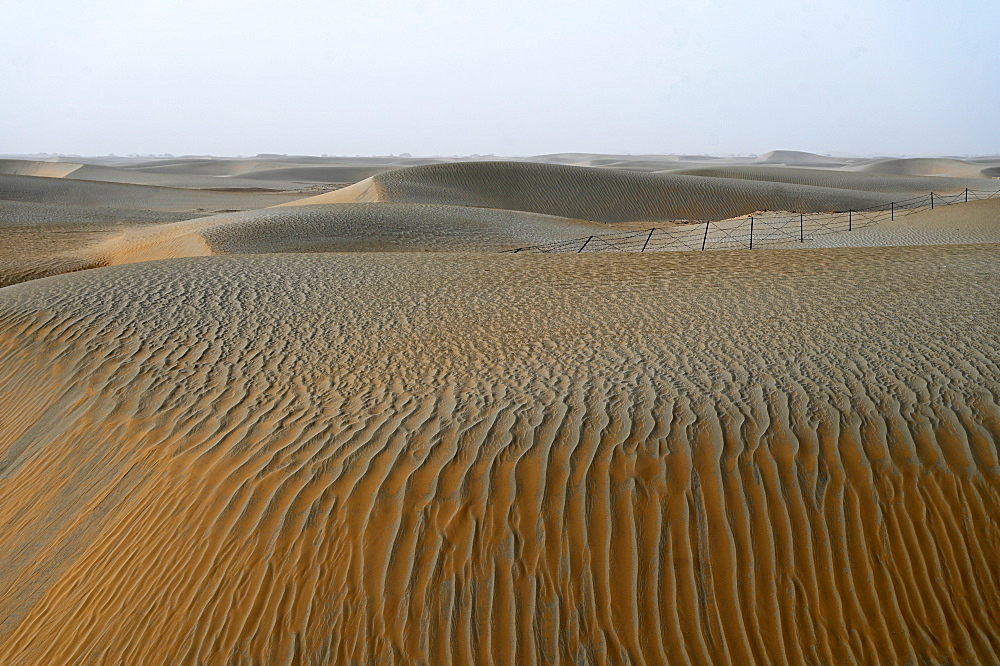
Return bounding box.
[701,221,710,251]
[799,213,803,242]
[578,236,593,253]
[966,188,969,203]
[749,216,754,250]
[891,201,894,221]
[931,192,934,209]
[641,228,654,252]
[849,209,852,231]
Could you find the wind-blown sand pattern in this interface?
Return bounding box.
[669,165,986,195]
[0,174,298,212]
[285,161,904,222]
[1,152,999,664]
[0,200,205,288]
[92,203,613,259]
[0,247,998,664]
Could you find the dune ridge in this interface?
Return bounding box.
[0,174,299,212]
[75,203,612,267]
[508,196,1000,254]
[669,165,987,194]
[0,247,997,664]
[282,161,905,222]
[847,157,997,178]
[0,160,83,179]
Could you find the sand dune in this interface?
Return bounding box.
[0,159,343,191]
[754,150,855,167]
[0,174,299,212]
[58,163,308,191]
[0,246,997,664]
[231,165,396,184]
[124,158,287,176]
[80,203,611,266]
[669,165,984,195]
[125,156,446,176]
[2,202,612,287]
[0,157,408,190]
[849,157,998,178]
[0,159,83,178]
[1,151,998,664]
[282,161,903,222]
[0,200,201,288]
[775,197,1000,248]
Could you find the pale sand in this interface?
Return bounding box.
[775,198,1000,248]
[0,200,206,288]
[280,161,907,221]
[0,174,299,211]
[0,246,997,663]
[0,204,613,286]
[847,157,999,179]
[668,165,987,194]
[1,153,999,664]
[0,159,83,179]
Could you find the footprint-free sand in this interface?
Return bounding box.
[1,152,998,663]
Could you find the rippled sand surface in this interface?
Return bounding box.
[286,161,907,222]
[1,246,997,664]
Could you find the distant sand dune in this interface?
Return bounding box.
[0,159,83,179]
[754,149,853,166]
[0,247,997,664]
[79,203,611,266]
[670,165,984,194]
[0,174,299,212]
[231,165,396,183]
[848,157,998,178]
[0,159,392,191]
[281,161,902,222]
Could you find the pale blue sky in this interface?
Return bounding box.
[2,0,997,156]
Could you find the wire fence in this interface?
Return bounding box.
[505,187,1000,253]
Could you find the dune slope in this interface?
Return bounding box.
[848,157,998,178]
[0,174,299,212]
[670,165,986,194]
[282,161,903,222]
[0,200,205,288]
[82,203,611,262]
[0,246,997,664]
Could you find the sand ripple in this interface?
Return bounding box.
[284,161,903,222]
[0,247,997,663]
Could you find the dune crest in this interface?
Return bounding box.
[280,161,905,222]
[0,159,84,178]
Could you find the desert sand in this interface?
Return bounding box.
[0,151,998,664]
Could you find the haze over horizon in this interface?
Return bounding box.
[2,0,999,157]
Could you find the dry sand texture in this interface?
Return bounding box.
[512,196,1000,254]
[281,161,913,222]
[0,247,998,664]
[0,151,999,664]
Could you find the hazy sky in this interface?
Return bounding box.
[2,0,998,157]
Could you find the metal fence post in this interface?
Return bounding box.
[641,228,654,252]
[966,188,969,203]
[749,216,754,250]
[931,192,934,209]
[799,212,803,242]
[891,201,894,221]
[578,236,593,253]
[701,221,710,251]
